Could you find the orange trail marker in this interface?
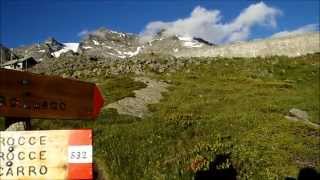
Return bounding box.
[0,68,104,120]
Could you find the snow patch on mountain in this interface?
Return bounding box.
[92,40,100,45]
[183,41,203,48]
[147,38,164,46]
[123,47,142,57]
[82,46,93,49]
[110,30,126,38]
[111,46,143,59]
[177,36,203,48]
[104,45,113,49]
[51,43,79,58]
[177,36,193,41]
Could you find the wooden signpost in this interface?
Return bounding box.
[0,68,104,120]
[0,68,105,180]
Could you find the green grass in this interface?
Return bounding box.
[98,76,147,104]
[1,54,319,179]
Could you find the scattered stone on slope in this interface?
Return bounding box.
[105,77,169,118]
[289,108,309,121]
[60,50,78,58]
[285,108,319,128]
[5,122,26,131]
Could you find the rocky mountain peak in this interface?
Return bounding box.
[151,28,215,46]
[84,27,135,41]
[193,37,216,46]
[45,37,64,51]
[155,29,166,38]
[78,27,141,59]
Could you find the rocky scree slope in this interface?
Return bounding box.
[175,32,320,58]
[31,53,193,78]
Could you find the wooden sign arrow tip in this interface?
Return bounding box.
[92,86,104,119]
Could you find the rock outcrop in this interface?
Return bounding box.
[285,108,320,129]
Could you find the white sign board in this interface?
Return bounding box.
[0,129,93,180]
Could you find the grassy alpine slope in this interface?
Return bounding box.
[1,53,319,179]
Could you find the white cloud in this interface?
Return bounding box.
[271,24,319,38]
[78,29,89,37]
[140,2,281,44]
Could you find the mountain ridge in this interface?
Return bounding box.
[2,28,319,64]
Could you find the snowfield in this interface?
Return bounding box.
[51,43,79,58]
[123,47,142,57]
[177,36,203,48]
[92,40,100,45]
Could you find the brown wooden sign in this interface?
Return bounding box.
[0,129,93,180]
[0,68,104,120]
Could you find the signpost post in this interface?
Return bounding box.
[0,68,105,180]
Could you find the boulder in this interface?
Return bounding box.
[285,108,319,129]
[289,108,309,121]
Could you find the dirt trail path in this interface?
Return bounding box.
[105,77,169,118]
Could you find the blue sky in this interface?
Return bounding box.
[1,0,319,47]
